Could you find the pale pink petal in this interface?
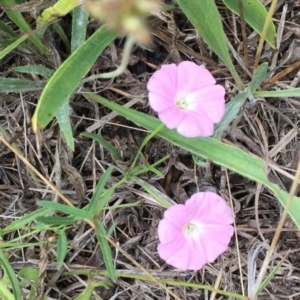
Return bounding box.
[158,107,185,129]
[157,219,182,244]
[201,225,234,249]
[148,92,175,112]
[177,62,216,94]
[187,192,233,224]
[157,192,234,271]
[147,61,226,138]
[158,236,208,271]
[187,85,225,123]
[176,113,214,137]
[147,64,178,99]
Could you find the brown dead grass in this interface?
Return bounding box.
[1,0,300,299]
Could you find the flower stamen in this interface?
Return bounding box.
[176,97,187,110]
[184,220,202,239]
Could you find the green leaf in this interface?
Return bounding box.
[248,62,268,93]
[213,90,248,139]
[56,101,74,150]
[57,229,68,270]
[53,22,70,53]
[0,32,32,60]
[222,0,276,48]
[256,256,284,296]
[83,92,300,229]
[1,207,52,234]
[12,65,54,79]
[88,166,114,214]
[37,201,93,220]
[71,5,89,52]
[36,216,76,225]
[94,220,116,281]
[3,0,48,53]
[0,251,22,300]
[254,88,300,98]
[0,78,46,92]
[176,0,244,89]
[81,132,123,161]
[0,20,18,38]
[213,63,268,138]
[32,25,117,130]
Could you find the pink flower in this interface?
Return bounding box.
[147,61,225,137]
[157,192,233,271]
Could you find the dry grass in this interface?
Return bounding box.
[1,0,300,299]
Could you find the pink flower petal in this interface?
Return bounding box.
[158,106,185,129]
[157,192,234,271]
[147,64,177,99]
[177,61,216,94]
[148,92,175,112]
[147,61,226,138]
[176,112,214,137]
[187,85,226,123]
[187,192,233,224]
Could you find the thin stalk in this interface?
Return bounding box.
[238,0,249,79]
[249,161,300,298]
[254,0,278,71]
[82,36,135,82]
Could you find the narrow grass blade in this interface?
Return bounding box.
[255,256,284,296]
[213,90,248,139]
[38,201,92,220]
[1,207,52,234]
[3,0,48,53]
[94,219,116,281]
[81,132,122,161]
[71,4,89,52]
[177,0,244,89]
[57,229,68,270]
[56,101,74,150]
[53,22,70,53]
[32,25,117,131]
[0,280,15,300]
[254,88,300,98]
[0,78,46,92]
[0,20,18,38]
[222,0,276,48]
[248,62,268,92]
[0,32,31,60]
[88,166,113,213]
[0,251,22,300]
[83,92,300,229]
[12,65,54,79]
[36,216,76,225]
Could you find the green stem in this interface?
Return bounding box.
[82,36,135,82]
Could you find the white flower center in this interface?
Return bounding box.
[184,220,203,239]
[175,96,188,110]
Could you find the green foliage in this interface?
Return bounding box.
[222,0,276,48]
[176,0,244,89]
[12,65,54,78]
[254,88,300,97]
[57,229,68,270]
[0,250,22,300]
[84,92,300,230]
[82,132,123,161]
[0,32,29,59]
[32,25,117,130]
[2,0,48,53]
[0,78,46,92]
[56,101,74,150]
[214,63,268,138]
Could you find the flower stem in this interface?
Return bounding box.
[82,36,135,82]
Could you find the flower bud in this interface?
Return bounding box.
[84,0,160,45]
